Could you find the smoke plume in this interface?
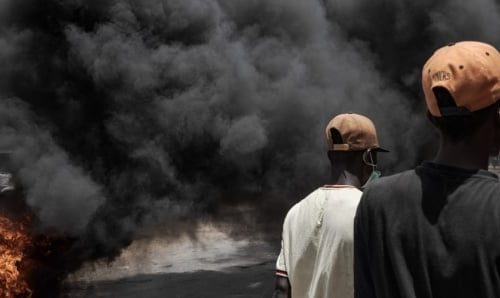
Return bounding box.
[0,0,499,275]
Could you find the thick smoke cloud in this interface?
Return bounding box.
[324,0,500,88]
[0,98,104,235]
[0,0,499,269]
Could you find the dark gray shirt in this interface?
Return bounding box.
[355,162,500,298]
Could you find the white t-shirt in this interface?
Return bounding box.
[276,185,362,298]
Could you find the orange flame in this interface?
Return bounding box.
[0,215,32,298]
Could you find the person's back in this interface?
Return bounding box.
[273,113,388,298]
[356,163,500,297]
[354,41,500,298]
[279,186,361,297]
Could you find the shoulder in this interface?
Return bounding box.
[283,187,348,226]
[367,169,418,193]
[377,169,418,185]
[360,169,419,208]
[324,186,363,206]
[285,187,362,220]
[284,188,323,219]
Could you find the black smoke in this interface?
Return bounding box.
[0,0,499,289]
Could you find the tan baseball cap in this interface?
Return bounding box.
[325,113,388,152]
[422,41,500,117]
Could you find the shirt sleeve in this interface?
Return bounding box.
[275,240,288,277]
[276,214,289,278]
[354,190,376,298]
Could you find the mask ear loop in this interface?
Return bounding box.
[363,148,377,169]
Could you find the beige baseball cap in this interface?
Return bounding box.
[325,113,388,152]
[422,41,500,117]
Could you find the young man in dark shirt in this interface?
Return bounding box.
[354,41,500,298]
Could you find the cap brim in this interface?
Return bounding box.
[372,147,389,153]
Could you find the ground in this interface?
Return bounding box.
[62,224,280,298]
[64,263,275,298]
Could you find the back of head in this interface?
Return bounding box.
[325,113,387,184]
[422,41,500,145]
[325,113,386,153]
[429,87,498,143]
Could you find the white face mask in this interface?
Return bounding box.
[361,149,381,189]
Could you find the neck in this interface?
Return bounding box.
[331,169,362,188]
[434,138,490,170]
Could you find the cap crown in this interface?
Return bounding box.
[422,41,500,117]
[325,113,381,151]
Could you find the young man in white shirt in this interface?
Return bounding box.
[273,113,387,298]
